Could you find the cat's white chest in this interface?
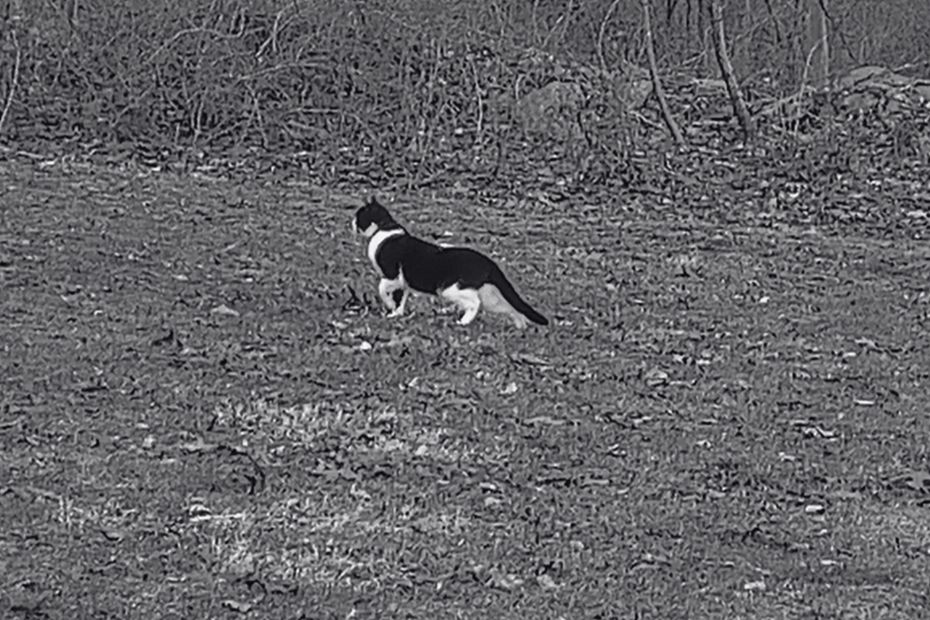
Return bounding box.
[367,229,404,271]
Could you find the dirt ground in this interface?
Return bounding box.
[2,158,930,618]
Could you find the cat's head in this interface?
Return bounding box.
[353,198,395,237]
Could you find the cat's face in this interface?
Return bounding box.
[353,199,390,237]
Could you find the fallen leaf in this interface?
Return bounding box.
[487,569,524,590]
[510,353,551,366]
[385,335,414,347]
[537,574,559,589]
[180,438,217,452]
[373,409,397,424]
[500,382,519,395]
[99,524,126,541]
[523,416,564,426]
[210,304,239,317]
[827,489,863,500]
[222,599,253,613]
[793,421,837,439]
[640,552,671,565]
[888,470,930,493]
[644,367,669,387]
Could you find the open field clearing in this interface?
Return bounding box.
[2,159,930,618]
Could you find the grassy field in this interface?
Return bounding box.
[2,158,929,619]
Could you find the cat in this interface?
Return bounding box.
[353,198,549,328]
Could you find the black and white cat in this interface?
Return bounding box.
[353,198,549,328]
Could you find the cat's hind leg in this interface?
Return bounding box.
[439,284,481,325]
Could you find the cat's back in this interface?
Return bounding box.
[433,246,496,286]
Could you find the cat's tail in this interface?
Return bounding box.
[485,267,549,327]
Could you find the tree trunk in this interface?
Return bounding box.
[806,0,829,88]
[641,0,686,148]
[709,0,755,142]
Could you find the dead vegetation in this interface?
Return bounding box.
[2,158,929,617]
[0,0,928,183]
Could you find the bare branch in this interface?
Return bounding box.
[596,0,624,72]
[816,0,860,67]
[806,0,829,88]
[0,30,21,138]
[469,56,484,141]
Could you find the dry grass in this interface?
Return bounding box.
[1,159,929,618]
